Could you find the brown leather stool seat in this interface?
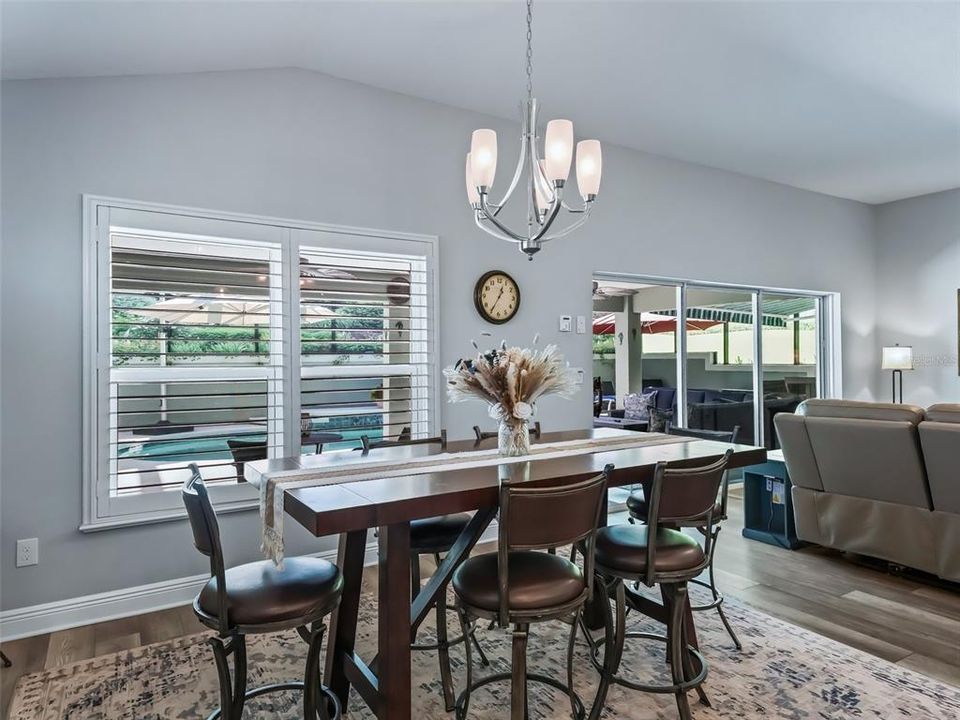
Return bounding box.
[198,557,343,627]
[626,490,722,522]
[595,525,705,576]
[410,513,471,552]
[453,551,585,613]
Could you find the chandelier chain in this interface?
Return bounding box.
[525,0,533,100]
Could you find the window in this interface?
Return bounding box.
[83,198,437,529]
[297,247,431,455]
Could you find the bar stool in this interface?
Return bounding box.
[226,438,266,482]
[182,466,343,720]
[359,431,489,711]
[625,425,742,649]
[452,467,611,720]
[588,451,732,720]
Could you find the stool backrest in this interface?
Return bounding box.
[227,438,267,481]
[361,429,447,452]
[665,425,739,517]
[181,464,229,633]
[643,450,732,585]
[666,425,740,444]
[496,467,610,625]
[473,422,541,443]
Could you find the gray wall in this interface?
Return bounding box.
[875,189,960,405]
[1,68,879,610]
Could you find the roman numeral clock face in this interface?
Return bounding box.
[474,271,521,324]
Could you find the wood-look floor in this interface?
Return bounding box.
[2,488,958,718]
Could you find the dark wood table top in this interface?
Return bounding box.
[247,428,766,538]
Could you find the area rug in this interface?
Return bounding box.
[9,589,960,719]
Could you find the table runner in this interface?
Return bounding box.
[254,432,692,565]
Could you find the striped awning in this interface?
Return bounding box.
[650,297,816,328]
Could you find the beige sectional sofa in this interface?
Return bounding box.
[774,399,960,582]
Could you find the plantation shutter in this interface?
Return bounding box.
[297,246,432,451]
[107,230,285,495]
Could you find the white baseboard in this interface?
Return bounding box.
[1,522,498,642]
[0,541,375,642]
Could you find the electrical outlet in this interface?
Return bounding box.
[576,315,586,334]
[16,538,38,567]
[765,477,772,492]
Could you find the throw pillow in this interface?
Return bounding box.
[647,406,671,433]
[624,390,658,421]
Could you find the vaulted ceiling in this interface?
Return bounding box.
[3,1,958,204]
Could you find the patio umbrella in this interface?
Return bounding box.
[592,312,719,335]
[130,297,336,326]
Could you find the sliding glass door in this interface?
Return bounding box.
[683,287,757,443]
[592,281,681,413]
[760,293,820,448]
[593,272,833,449]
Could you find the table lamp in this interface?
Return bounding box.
[881,344,913,403]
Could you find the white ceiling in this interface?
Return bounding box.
[3,1,959,204]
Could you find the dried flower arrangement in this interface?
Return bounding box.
[444,336,578,455]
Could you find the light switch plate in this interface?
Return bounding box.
[559,315,572,332]
[576,315,586,334]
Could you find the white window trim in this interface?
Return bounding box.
[81,195,439,532]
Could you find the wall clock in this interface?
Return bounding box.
[474,270,521,324]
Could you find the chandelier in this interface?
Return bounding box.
[465,0,602,260]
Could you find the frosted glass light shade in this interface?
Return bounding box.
[576,140,602,199]
[881,345,913,370]
[465,154,480,206]
[544,119,574,182]
[470,129,497,187]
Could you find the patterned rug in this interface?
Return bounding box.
[9,588,960,719]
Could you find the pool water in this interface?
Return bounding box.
[118,428,376,462]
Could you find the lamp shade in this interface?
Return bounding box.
[465,154,480,206]
[881,345,913,370]
[576,140,602,199]
[544,119,574,183]
[469,129,497,188]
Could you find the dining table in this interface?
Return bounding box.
[246,428,766,720]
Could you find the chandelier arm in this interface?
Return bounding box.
[475,214,524,244]
[534,159,556,209]
[539,205,594,242]
[486,115,530,217]
[478,195,527,242]
[560,198,588,213]
[530,196,563,241]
